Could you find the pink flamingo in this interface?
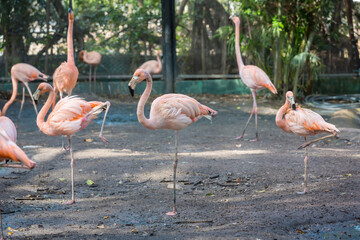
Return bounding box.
[128,69,217,216]
[230,16,277,141]
[137,50,162,75]
[276,91,339,194]
[33,83,110,204]
[52,0,79,104]
[78,50,102,91]
[1,63,48,124]
[0,110,36,240]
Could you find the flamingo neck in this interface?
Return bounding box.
[137,74,156,130]
[275,100,291,132]
[235,21,245,71]
[67,14,75,65]
[37,88,55,135]
[2,76,18,116]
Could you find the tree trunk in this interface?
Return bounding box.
[345,0,360,71]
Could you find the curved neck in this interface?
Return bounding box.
[275,99,290,131]
[67,14,75,65]
[2,76,18,116]
[37,88,55,134]
[137,74,156,129]
[235,21,245,71]
[156,52,161,66]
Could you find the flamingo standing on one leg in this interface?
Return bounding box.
[137,50,162,75]
[276,91,339,194]
[230,16,277,141]
[78,50,102,92]
[52,0,79,104]
[33,83,110,204]
[0,110,36,240]
[1,63,48,125]
[128,69,217,216]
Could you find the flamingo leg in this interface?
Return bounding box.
[16,84,26,127]
[166,130,178,216]
[24,82,38,116]
[89,65,92,93]
[298,133,337,149]
[0,163,31,169]
[98,101,111,143]
[64,136,75,204]
[297,137,309,194]
[236,89,258,141]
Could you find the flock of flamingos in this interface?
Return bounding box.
[0,2,340,239]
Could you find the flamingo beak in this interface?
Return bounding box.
[33,89,40,104]
[128,76,138,97]
[289,96,296,110]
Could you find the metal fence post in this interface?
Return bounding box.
[161,0,176,93]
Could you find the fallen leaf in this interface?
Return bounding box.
[257,190,265,193]
[325,190,329,192]
[345,174,352,177]
[7,227,16,232]
[8,232,13,235]
[235,144,242,148]
[104,216,109,219]
[86,179,95,186]
[59,178,66,181]
[297,229,306,234]
[205,193,213,196]
[237,106,241,110]
[196,226,200,229]
[131,228,138,233]
[97,224,105,229]
[84,138,93,143]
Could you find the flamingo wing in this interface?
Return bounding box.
[47,96,94,135]
[285,107,339,136]
[84,52,101,65]
[241,66,277,93]
[0,116,16,142]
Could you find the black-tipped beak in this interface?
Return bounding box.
[129,86,134,97]
[68,0,72,12]
[35,99,38,105]
[292,104,296,110]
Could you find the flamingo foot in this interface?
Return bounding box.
[99,135,109,144]
[235,135,244,140]
[166,211,177,216]
[63,200,75,205]
[62,146,70,152]
[296,188,307,195]
[249,137,259,142]
[298,142,310,150]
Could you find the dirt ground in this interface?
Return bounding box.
[0,93,359,240]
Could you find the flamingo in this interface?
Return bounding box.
[52,0,79,104]
[230,16,277,141]
[0,110,36,240]
[1,63,48,125]
[78,50,102,91]
[128,69,217,216]
[276,91,339,194]
[33,83,110,204]
[137,50,162,75]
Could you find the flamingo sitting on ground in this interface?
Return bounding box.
[0,110,36,240]
[52,0,78,104]
[33,83,110,204]
[1,63,48,125]
[276,91,339,194]
[78,50,102,91]
[137,50,162,75]
[128,69,217,216]
[230,16,277,141]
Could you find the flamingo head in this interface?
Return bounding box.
[128,69,151,97]
[33,83,54,104]
[285,91,296,110]
[79,50,86,61]
[229,16,240,25]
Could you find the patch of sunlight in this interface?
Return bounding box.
[179,149,269,158]
[74,148,146,159]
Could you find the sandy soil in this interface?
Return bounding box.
[0,94,359,240]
